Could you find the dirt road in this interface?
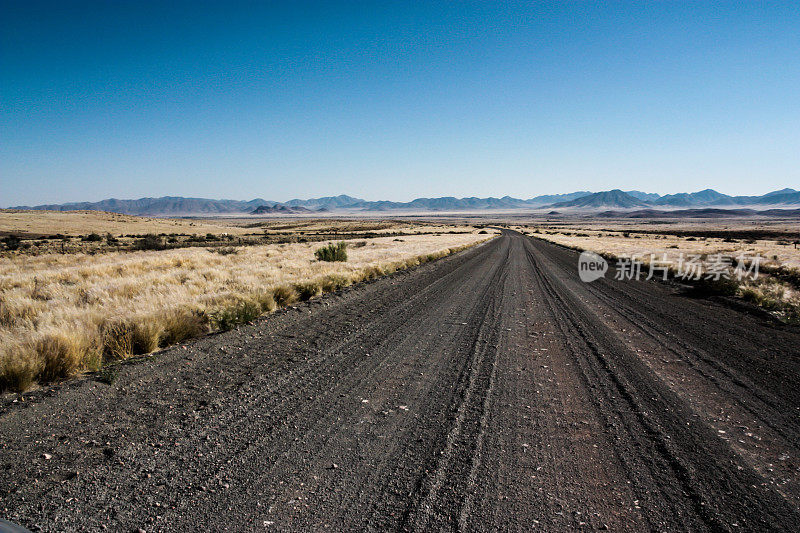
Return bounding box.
[2,230,800,531]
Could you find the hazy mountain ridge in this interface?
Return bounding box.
[10,196,277,216]
[250,205,313,215]
[548,190,651,209]
[596,208,800,219]
[9,188,800,214]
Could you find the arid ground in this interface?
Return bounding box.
[0,213,489,393]
[2,227,800,531]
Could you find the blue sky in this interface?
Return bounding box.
[2,1,799,205]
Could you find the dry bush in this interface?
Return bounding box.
[159,308,209,346]
[0,338,41,392]
[272,285,299,306]
[252,290,277,313]
[321,274,352,292]
[131,318,164,354]
[102,320,134,360]
[357,265,384,282]
[36,328,101,382]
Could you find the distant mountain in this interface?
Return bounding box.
[624,190,661,202]
[10,196,275,216]
[762,188,798,198]
[10,188,800,215]
[525,191,592,205]
[549,190,650,209]
[597,208,800,219]
[653,189,731,207]
[283,195,366,209]
[10,194,538,214]
[250,205,313,215]
[405,197,519,210]
[653,188,800,207]
[747,190,800,205]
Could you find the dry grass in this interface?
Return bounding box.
[523,227,800,269]
[0,211,474,257]
[0,210,256,237]
[0,231,490,392]
[256,219,470,235]
[523,224,800,322]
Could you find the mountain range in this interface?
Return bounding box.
[8,189,800,215]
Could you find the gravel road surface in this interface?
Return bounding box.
[2,230,800,531]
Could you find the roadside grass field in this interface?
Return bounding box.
[0,210,475,255]
[0,210,255,238]
[0,218,493,393]
[518,222,800,322]
[0,210,469,239]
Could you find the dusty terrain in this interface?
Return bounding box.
[0,210,257,238]
[0,229,489,392]
[2,230,799,531]
[511,219,800,322]
[518,219,800,268]
[0,210,468,240]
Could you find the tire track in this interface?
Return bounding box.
[519,235,800,531]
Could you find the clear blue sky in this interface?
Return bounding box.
[2,1,799,206]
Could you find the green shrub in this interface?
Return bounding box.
[135,234,166,251]
[2,235,21,250]
[294,281,322,301]
[83,233,102,242]
[211,300,261,331]
[692,276,739,297]
[96,365,119,385]
[315,242,348,262]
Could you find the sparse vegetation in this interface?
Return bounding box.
[526,222,800,323]
[294,281,323,301]
[315,242,348,262]
[0,230,490,392]
[209,246,238,255]
[135,234,166,251]
[272,285,299,307]
[95,364,119,385]
[2,235,21,251]
[210,299,261,331]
